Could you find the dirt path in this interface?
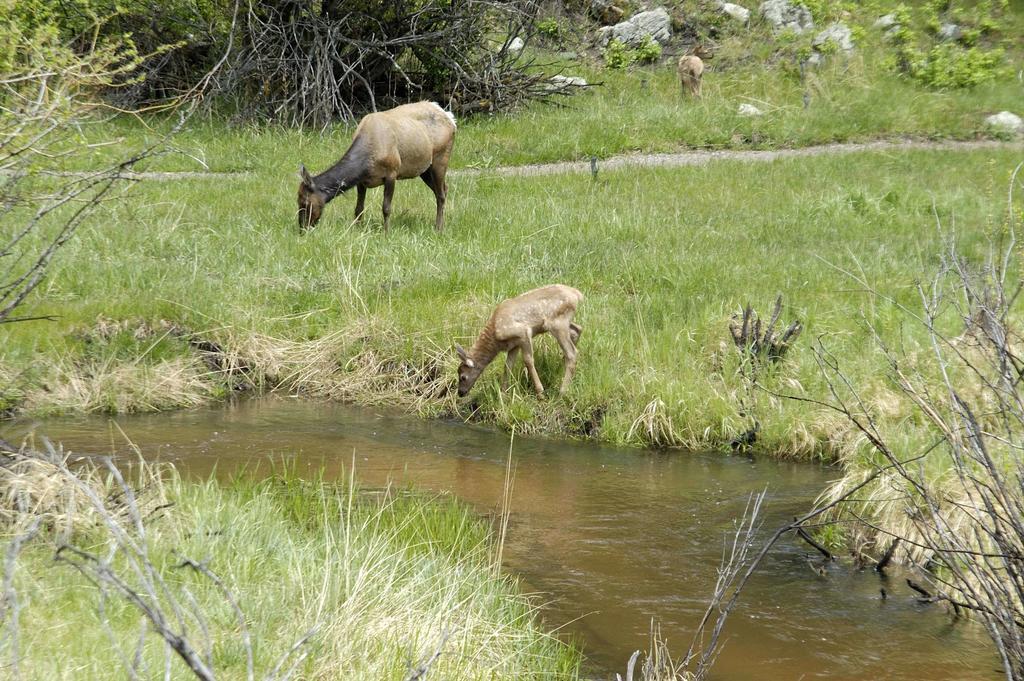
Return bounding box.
[87,138,1022,180]
[454,138,1021,178]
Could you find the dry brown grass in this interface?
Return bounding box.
[217,321,458,414]
[0,443,169,536]
[23,356,218,415]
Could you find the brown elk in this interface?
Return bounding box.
[455,284,584,398]
[297,101,456,233]
[677,45,712,98]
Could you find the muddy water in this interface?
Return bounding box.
[8,400,996,680]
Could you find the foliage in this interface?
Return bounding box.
[604,38,633,69]
[885,0,1010,88]
[634,35,663,64]
[603,36,661,69]
[537,16,561,40]
[907,42,1005,88]
[3,0,578,124]
[0,9,168,327]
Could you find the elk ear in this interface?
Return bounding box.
[455,344,474,367]
[299,165,317,191]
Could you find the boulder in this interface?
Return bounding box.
[720,2,751,23]
[548,75,589,91]
[985,111,1024,135]
[738,103,764,116]
[937,22,962,42]
[812,23,854,52]
[597,7,672,47]
[873,13,897,30]
[759,0,813,33]
[508,37,525,54]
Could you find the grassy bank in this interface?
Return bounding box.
[3,145,1021,459]
[75,50,1023,176]
[4,455,580,679]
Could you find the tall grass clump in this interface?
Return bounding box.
[0,446,580,679]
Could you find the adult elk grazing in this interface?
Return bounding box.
[455,285,584,398]
[297,101,456,233]
[677,45,712,98]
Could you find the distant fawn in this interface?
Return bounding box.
[678,45,712,98]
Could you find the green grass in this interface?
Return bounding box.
[8,462,580,679]
[3,145,1021,460]
[68,44,1023,176]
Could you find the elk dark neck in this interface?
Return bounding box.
[469,321,501,369]
[314,135,369,203]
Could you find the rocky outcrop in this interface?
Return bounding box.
[812,23,854,52]
[596,7,672,47]
[759,0,814,33]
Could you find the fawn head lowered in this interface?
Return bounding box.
[455,345,485,397]
[454,284,584,398]
[297,165,326,231]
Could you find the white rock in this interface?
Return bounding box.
[938,22,962,41]
[720,2,751,23]
[759,0,814,33]
[598,7,672,46]
[508,37,525,54]
[631,8,672,42]
[738,103,764,116]
[548,75,589,91]
[985,111,1024,135]
[813,23,854,51]
[873,13,897,29]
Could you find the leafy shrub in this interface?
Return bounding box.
[885,0,1009,89]
[537,17,561,40]
[634,35,662,64]
[604,38,633,68]
[815,37,840,55]
[603,35,662,69]
[4,0,567,124]
[908,43,1005,87]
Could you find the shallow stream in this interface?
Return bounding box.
[8,399,997,680]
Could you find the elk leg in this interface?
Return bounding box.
[381,177,396,233]
[354,184,366,222]
[434,166,448,233]
[501,346,520,390]
[520,339,545,397]
[551,326,578,396]
[420,167,446,233]
[569,322,583,347]
[695,76,702,98]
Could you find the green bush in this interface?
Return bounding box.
[634,35,662,64]
[909,43,1005,87]
[885,0,1009,89]
[603,35,662,69]
[604,38,633,69]
[537,17,561,40]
